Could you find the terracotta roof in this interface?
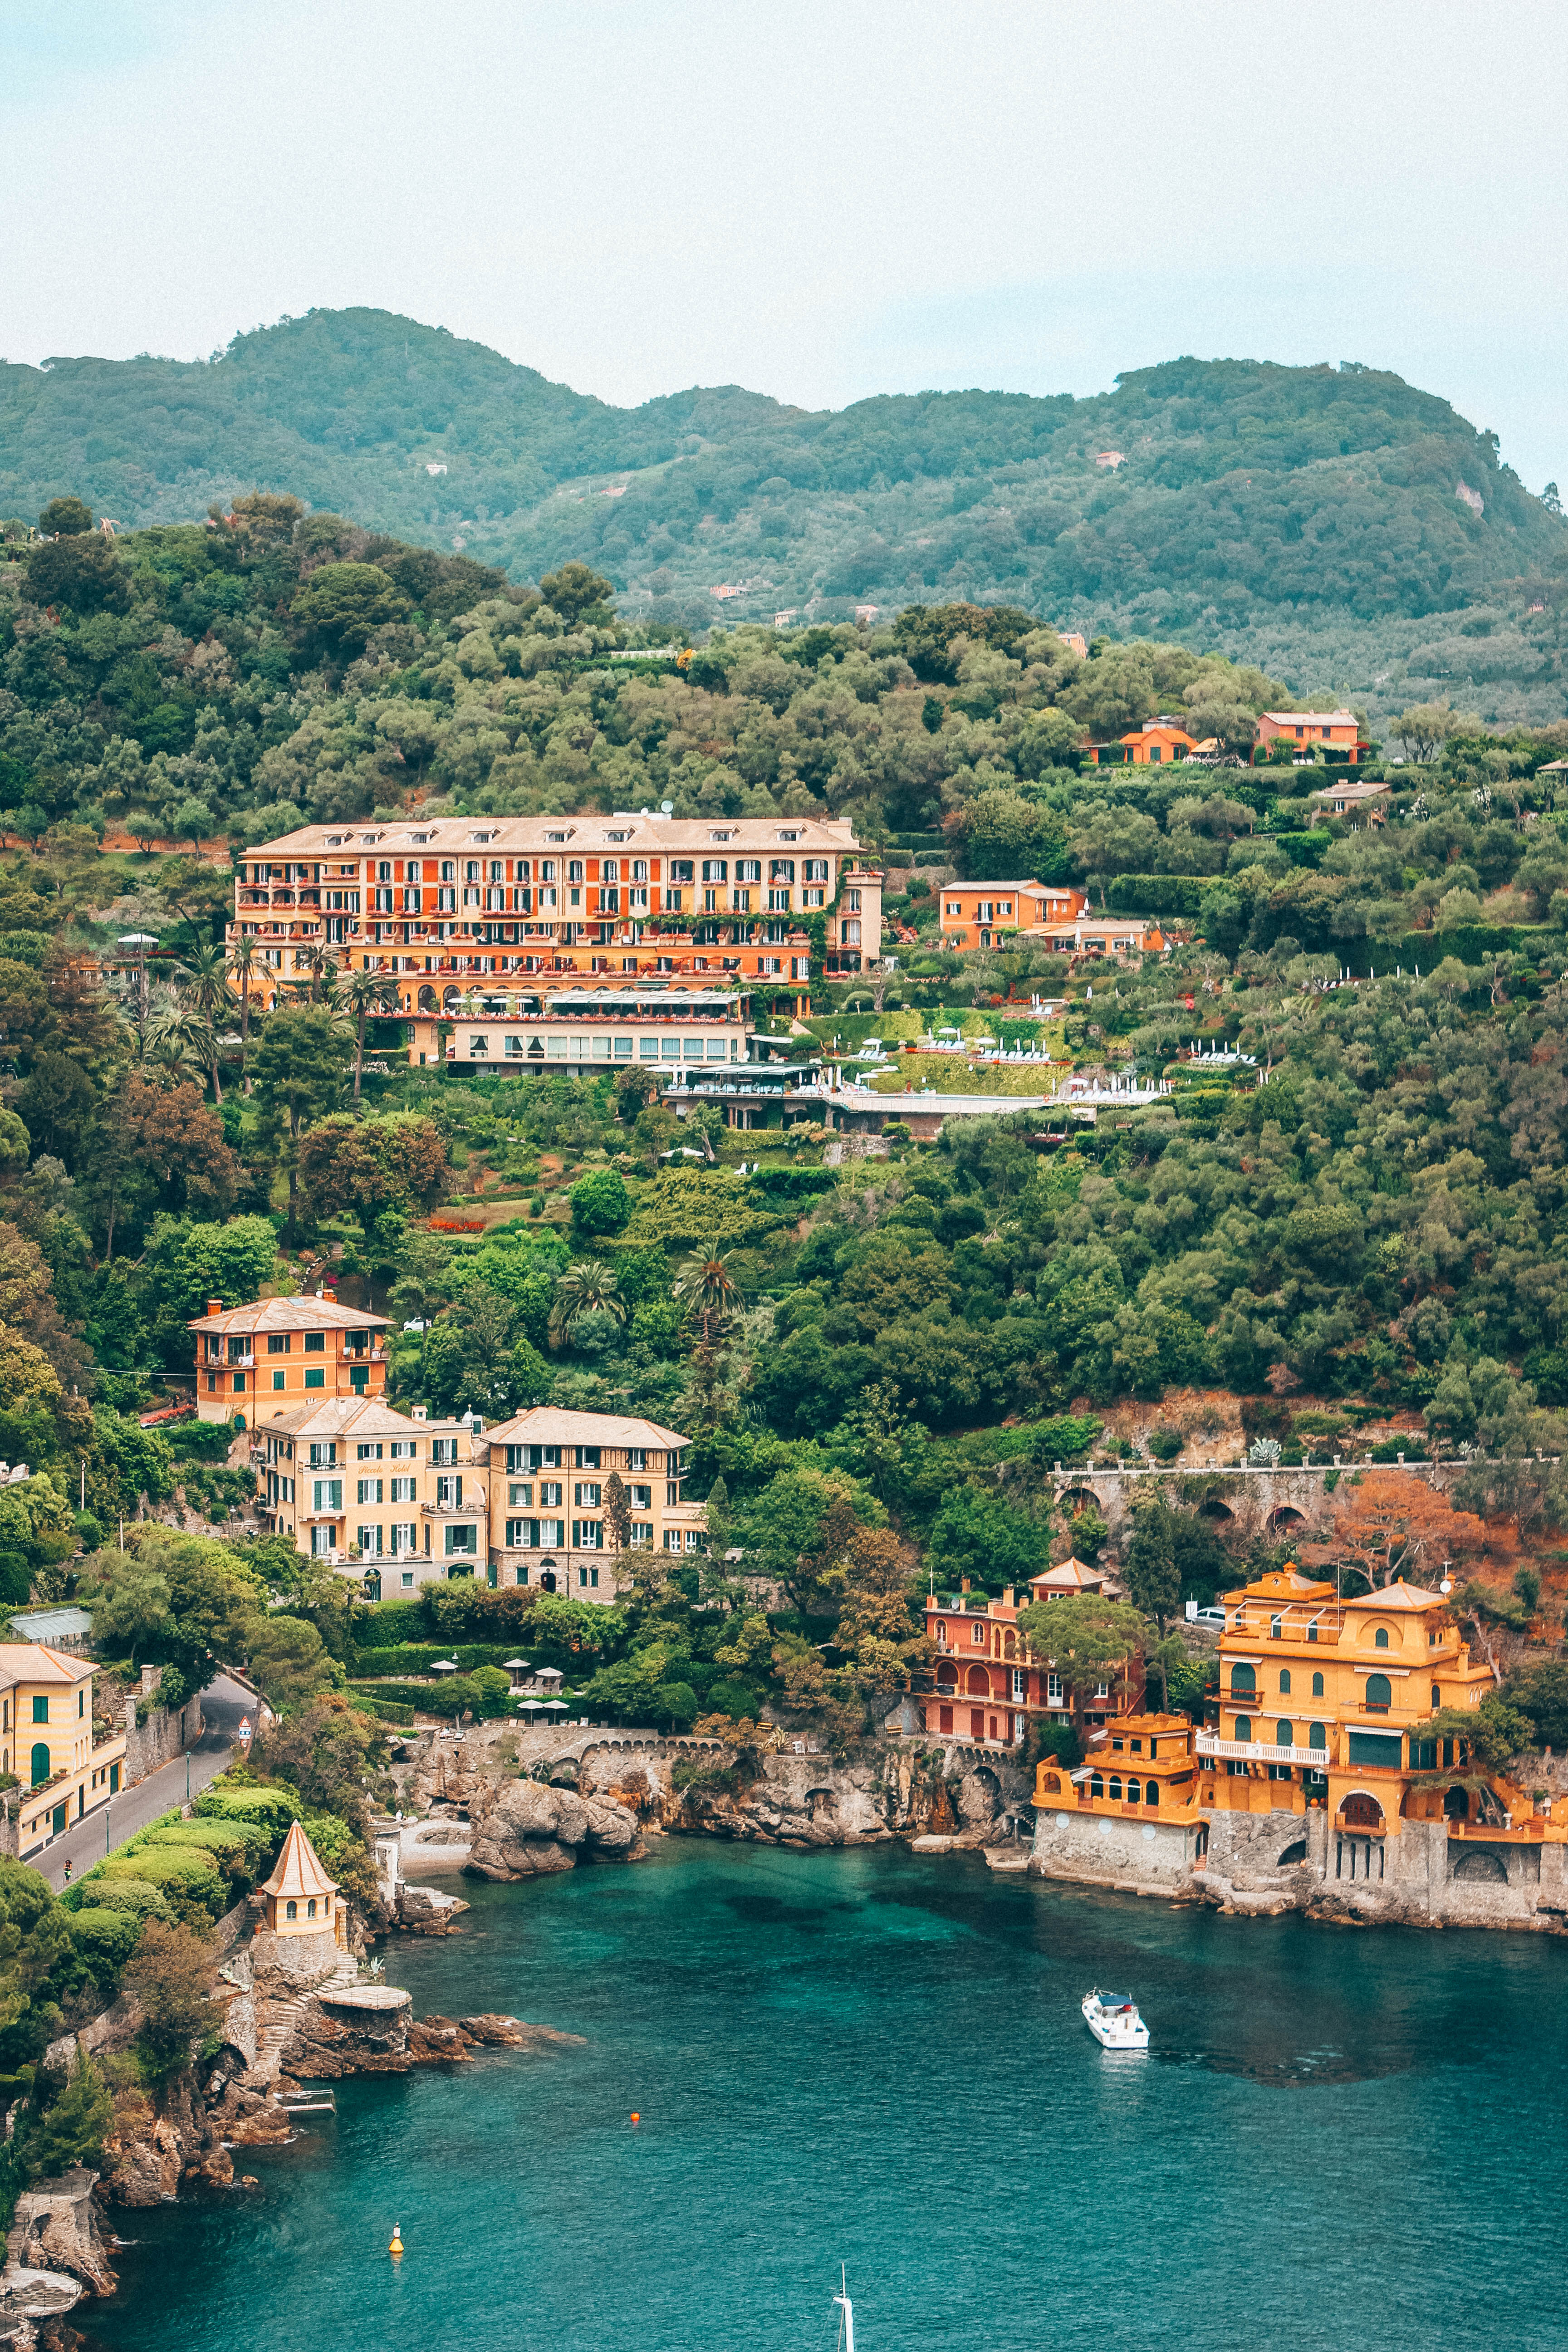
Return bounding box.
[1260,709,1358,726]
[482,1406,690,1452]
[240,813,864,860]
[0,1643,93,1686]
[259,1821,338,1901]
[188,1297,387,1336]
[1029,1557,1107,1592]
[260,1397,426,1437]
[1348,1578,1447,1611]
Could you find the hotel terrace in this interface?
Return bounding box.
[228,809,883,1039]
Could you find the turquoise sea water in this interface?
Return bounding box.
[87,1840,1567,2352]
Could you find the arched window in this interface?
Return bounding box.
[1276,1722,1293,1747]
[307,1898,317,1920]
[1431,1684,1440,1708]
[1230,1664,1256,1697]
[1090,1773,1104,1798]
[1309,1722,1326,1750]
[1279,1669,1292,1695]
[1312,1671,1324,1697]
[1366,1674,1392,1711]
[1108,1775,1122,1801]
[29,1742,49,1787]
[1041,1772,1061,1793]
[1146,1782,1159,1808]
[971,1622,985,1647]
[1374,1627,1390,1650]
[1234,1717,1251,1742]
[286,1899,298,1921]
[1126,1778,1141,1804]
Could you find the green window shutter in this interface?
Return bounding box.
[305,1368,325,1389]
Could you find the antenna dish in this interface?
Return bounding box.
[660,799,675,815]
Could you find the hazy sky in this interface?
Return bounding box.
[4,0,1565,485]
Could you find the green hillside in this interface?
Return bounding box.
[4,309,1567,724]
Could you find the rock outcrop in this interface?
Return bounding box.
[465,1775,644,1881]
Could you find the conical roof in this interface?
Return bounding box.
[259,1820,339,1902]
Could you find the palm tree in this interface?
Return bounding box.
[226,935,263,1092]
[675,1247,739,1344]
[336,965,400,1109]
[172,940,235,1102]
[548,1260,626,1351]
[297,939,338,1004]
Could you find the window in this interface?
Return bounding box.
[444,1525,478,1558]
[1312,1671,1324,1697]
[391,1476,416,1503]
[1127,1779,1141,1803]
[357,1478,382,1504]
[1234,1717,1251,1742]
[1279,1669,1291,1694]
[390,1441,414,1460]
[305,1368,324,1389]
[304,1333,326,1353]
[574,1482,601,1508]
[308,1898,318,1919]
[358,1525,383,1557]
[1108,1776,1122,1801]
[1230,1665,1255,1696]
[573,1521,603,1548]
[573,1446,601,1469]
[267,1334,290,1354]
[971,1622,985,1646]
[1374,1627,1390,1649]
[1276,1722,1293,1747]
[29,1743,49,1787]
[286,1900,298,1921]
[78,1690,83,1718]
[31,1698,47,1724]
[1366,1673,1392,1711]
[273,1371,286,1391]
[1308,1724,1326,1752]
[1046,1673,1063,1704]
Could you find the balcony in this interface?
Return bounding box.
[1197,1733,1329,1769]
[420,1498,485,1518]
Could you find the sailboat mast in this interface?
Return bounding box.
[833,2265,855,2352]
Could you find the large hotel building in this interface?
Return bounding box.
[230,809,882,1037]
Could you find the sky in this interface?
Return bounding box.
[3,0,1566,488]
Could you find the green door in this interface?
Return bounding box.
[51,1802,66,1838]
[109,1762,119,1794]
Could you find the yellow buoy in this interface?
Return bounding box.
[389,2225,404,2256]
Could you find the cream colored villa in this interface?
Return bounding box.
[253,1398,705,1603]
[0,1644,128,1860]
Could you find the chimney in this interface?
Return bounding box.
[412,1406,427,1423]
[1002,1586,1015,1608]
[206,1298,223,1317]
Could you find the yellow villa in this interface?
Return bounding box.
[1,1645,127,1860]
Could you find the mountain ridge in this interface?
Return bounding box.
[4,307,1567,722]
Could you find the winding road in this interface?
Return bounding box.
[35,1671,255,1894]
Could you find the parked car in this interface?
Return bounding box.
[1191,1606,1228,1631]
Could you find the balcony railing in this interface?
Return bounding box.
[1197,1733,1329,1768]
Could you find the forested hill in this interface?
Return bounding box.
[4,309,1567,719]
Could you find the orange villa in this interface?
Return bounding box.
[1085,719,1197,767]
[189,1296,389,1426]
[1254,709,1367,762]
[939,880,1086,953]
[1034,1710,1203,1824]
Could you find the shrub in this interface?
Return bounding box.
[569,1167,631,1235]
[706,1676,766,1720]
[103,1847,220,1890]
[78,1878,170,1919]
[1146,1424,1185,1462]
[196,1783,301,1830]
[67,1906,145,1971]
[147,1819,261,1859]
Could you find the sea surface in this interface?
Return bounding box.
[86,1838,1566,2352]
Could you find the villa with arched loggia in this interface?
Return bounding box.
[1193,1566,1555,1877]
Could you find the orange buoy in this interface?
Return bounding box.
[630,2112,640,2123]
[389,2225,404,2256]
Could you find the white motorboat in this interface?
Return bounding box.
[1082,1989,1149,2049]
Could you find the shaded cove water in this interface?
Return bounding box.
[88,1842,1566,2352]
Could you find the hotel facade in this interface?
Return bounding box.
[229,809,883,1038]
[252,1397,705,1603]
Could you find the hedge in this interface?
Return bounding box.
[67,1878,169,1919]
[68,1908,145,1969]
[355,1697,416,1726]
[102,1847,220,1889]
[744,1167,839,1202]
[148,1819,260,1858]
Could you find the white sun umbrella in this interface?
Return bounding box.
[429,1660,459,1676]
[540,1698,570,1711]
[501,1658,530,1671]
